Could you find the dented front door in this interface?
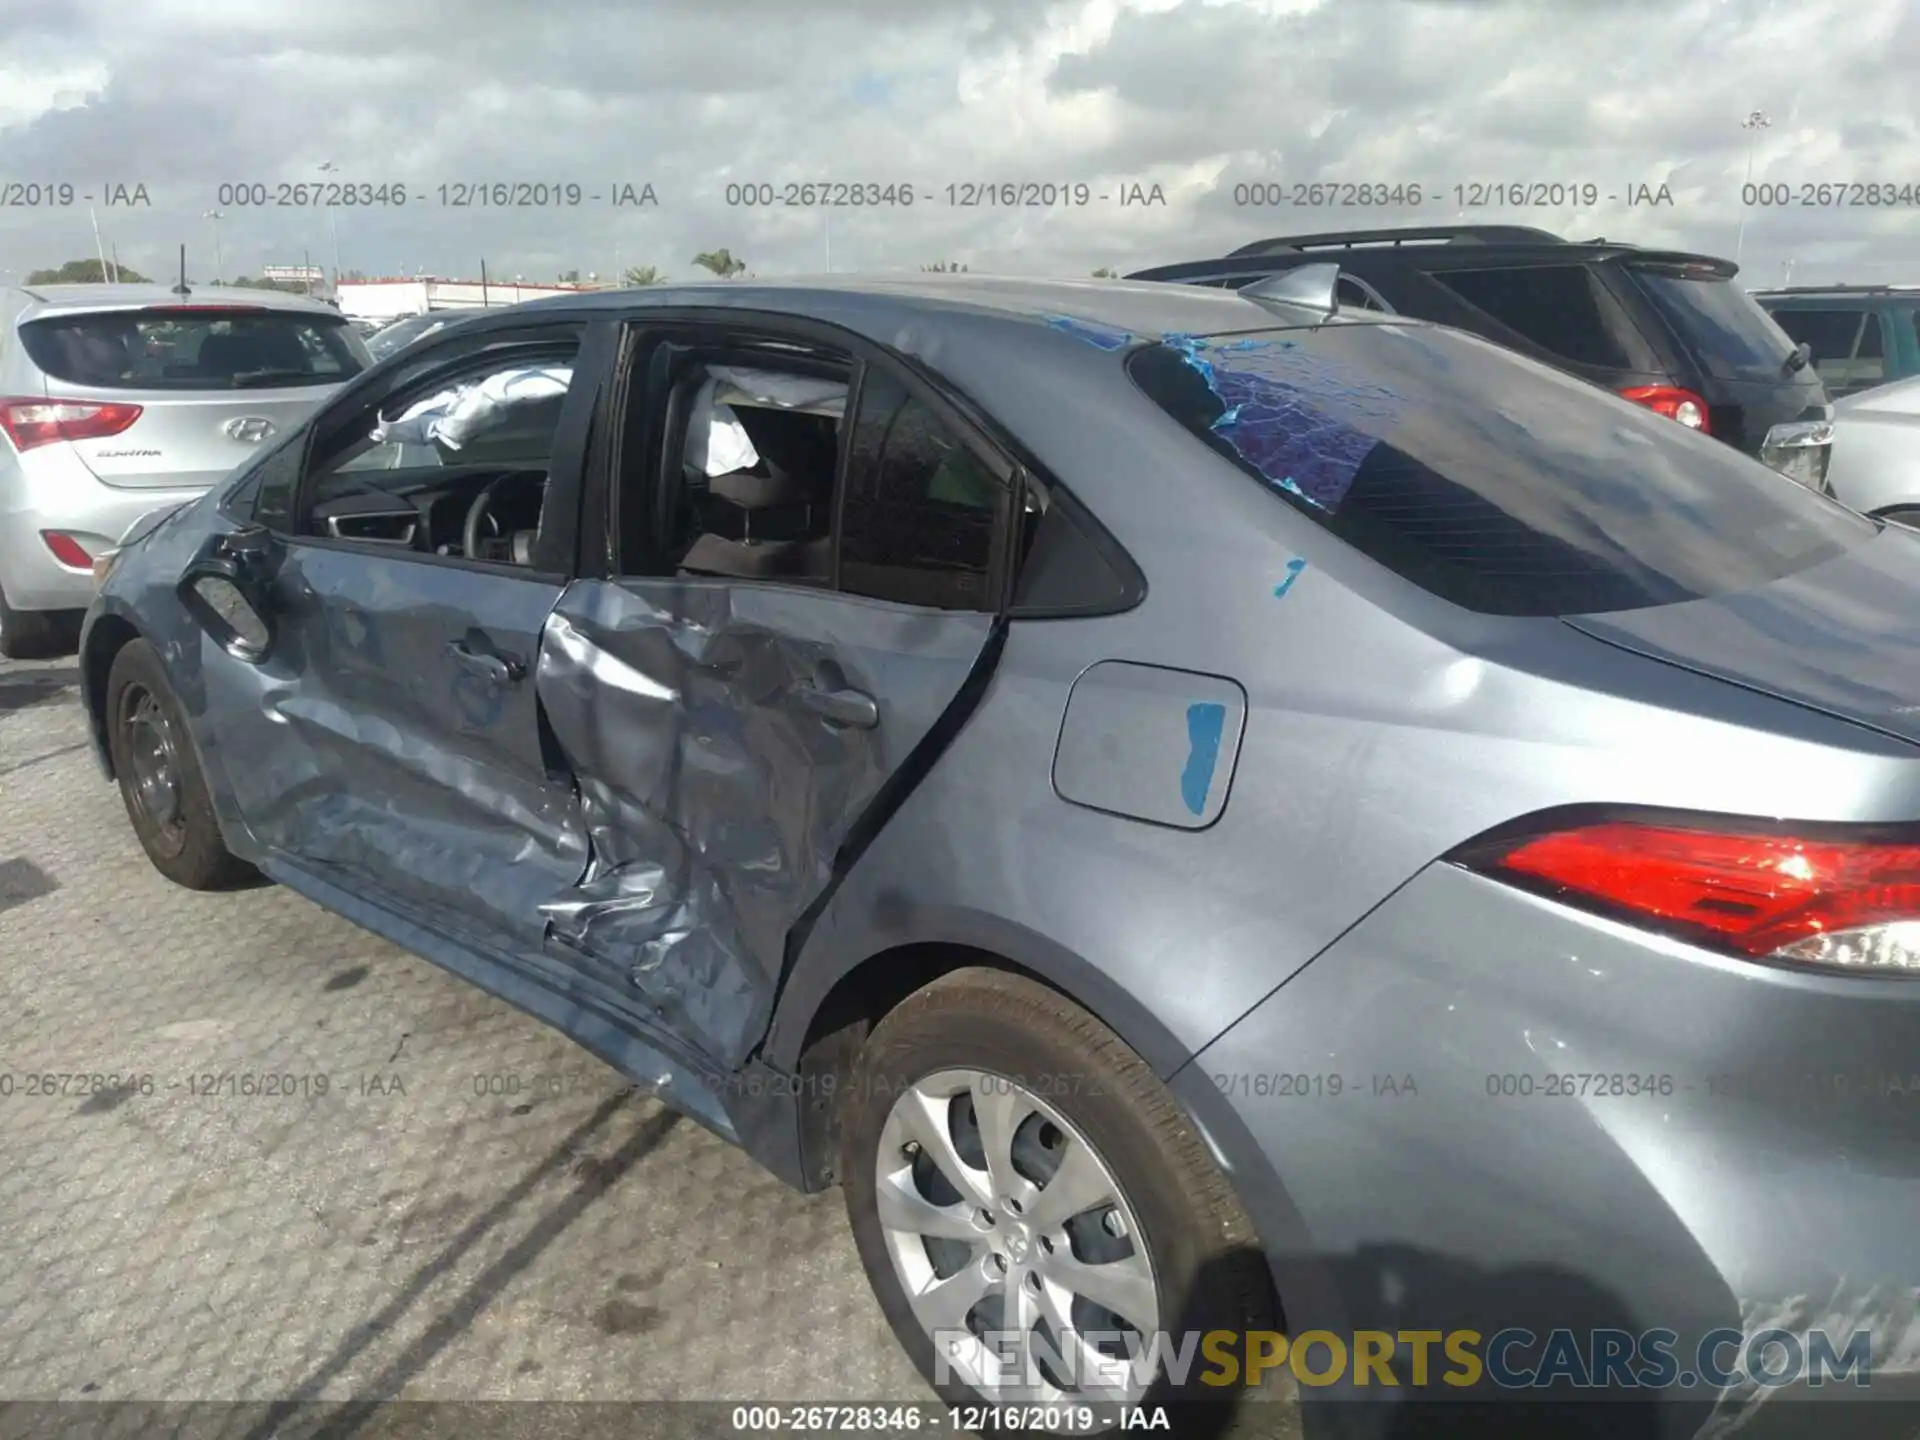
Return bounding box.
[205,544,590,944]
[531,577,996,1068]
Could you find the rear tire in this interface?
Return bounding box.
[0,587,75,659]
[104,638,254,890]
[841,967,1283,1437]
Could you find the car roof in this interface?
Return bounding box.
[8,283,345,321]
[1752,286,1920,301]
[1126,226,1736,281]
[492,272,1384,342]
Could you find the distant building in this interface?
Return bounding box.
[261,265,326,287]
[335,276,603,323]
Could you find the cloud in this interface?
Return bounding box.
[0,0,1914,289]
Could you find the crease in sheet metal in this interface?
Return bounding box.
[534,580,993,1068]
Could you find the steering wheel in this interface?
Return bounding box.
[461,470,543,562]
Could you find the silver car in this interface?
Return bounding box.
[81,277,1920,1431]
[1825,371,1920,523]
[0,282,371,656]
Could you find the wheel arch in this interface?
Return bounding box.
[80,608,143,778]
[771,926,1315,1336]
[765,917,1197,1083]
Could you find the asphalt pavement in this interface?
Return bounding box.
[0,650,1305,1440]
[0,652,923,1408]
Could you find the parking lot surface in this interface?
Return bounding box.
[0,652,929,1407]
[0,652,1305,1438]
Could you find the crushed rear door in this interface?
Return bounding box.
[533,578,1001,1069]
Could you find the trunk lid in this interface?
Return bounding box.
[1564,522,1920,747]
[52,384,338,489]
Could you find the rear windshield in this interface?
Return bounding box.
[20,308,371,390]
[1126,323,1873,617]
[1628,268,1799,382]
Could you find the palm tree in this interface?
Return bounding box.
[692,249,746,278]
[922,261,969,273]
[1090,267,1119,278]
[621,265,665,286]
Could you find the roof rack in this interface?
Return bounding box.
[1225,224,1568,258]
[1751,284,1920,296]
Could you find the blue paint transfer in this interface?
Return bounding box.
[1273,557,1307,597]
[1047,315,1134,351]
[1181,702,1227,816]
[1160,333,1404,514]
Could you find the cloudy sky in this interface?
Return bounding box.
[1,0,1916,290]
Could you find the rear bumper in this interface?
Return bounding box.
[0,445,203,612]
[1185,862,1919,1429]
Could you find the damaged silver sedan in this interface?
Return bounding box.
[81,276,1920,1433]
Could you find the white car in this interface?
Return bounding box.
[1826,371,1920,523]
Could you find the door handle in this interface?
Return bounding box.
[797,683,879,729]
[447,641,524,685]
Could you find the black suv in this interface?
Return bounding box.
[1129,225,1834,489]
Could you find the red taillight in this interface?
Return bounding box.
[1459,818,1920,973]
[41,531,93,568]
[0,398,143,452]
[1618,385,1709,433]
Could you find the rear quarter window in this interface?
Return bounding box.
[1126,322,1872,617]
[21,308,370,390]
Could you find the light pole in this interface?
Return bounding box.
[1734,110,1771,267]
[88,204,111,281]
[319,162,343,294]
[203,210,224,281]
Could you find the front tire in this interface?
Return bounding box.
[104,638,254,890]
[841,968,1281,1436]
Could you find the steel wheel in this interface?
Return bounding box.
[873,1067,1160,1405]
[118,683,187,855]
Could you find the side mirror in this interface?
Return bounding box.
[176,554,274,662]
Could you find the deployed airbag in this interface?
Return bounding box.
[372,365,573,451]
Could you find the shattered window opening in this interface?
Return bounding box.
[652,355,852,587]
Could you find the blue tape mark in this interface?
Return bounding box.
[1160,331,1402,514]
[1181,702,1227,817]
[1273,557,1307,598]
[1046,315,1133,350]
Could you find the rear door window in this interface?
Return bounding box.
[1628,268,1800,381]
[1127,322,1873,617]
[21,307,371,390]
[1428,264,1641,369]
[839,370,1007,609]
